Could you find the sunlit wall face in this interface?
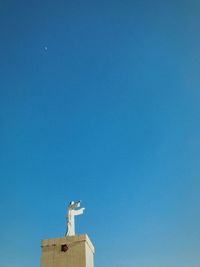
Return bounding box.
[0,1,200,267]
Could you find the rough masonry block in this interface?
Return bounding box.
[40,235,94,267]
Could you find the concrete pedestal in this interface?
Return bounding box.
[40,234,94,267]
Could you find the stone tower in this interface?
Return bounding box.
[40,235,94,267]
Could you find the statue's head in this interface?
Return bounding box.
[68,200,81,210]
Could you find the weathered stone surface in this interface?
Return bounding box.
[40,234,94,267]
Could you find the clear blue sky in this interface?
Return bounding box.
[0,1,200,267]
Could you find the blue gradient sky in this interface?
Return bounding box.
[0,1,200,267]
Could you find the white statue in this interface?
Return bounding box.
[65,201,85,236]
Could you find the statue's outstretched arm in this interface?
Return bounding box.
[74,208,85,216]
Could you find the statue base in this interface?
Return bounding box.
[40,234,94,267]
